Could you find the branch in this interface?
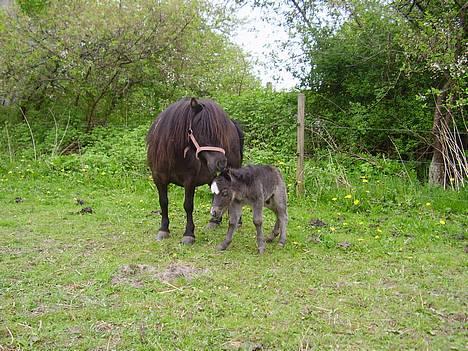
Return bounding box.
[289,0,314,30]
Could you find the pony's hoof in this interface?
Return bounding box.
[278,242,285,248]
[205,221,220,231]
[258,246,265,255]
[180,236,195,245]
[216,243,227,251]
[156,231,170,241]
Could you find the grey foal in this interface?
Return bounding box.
[210,165,288,254]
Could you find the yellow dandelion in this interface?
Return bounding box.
[362,179,369,183]
[425,202,431,207]
[353,199,360,205]
[374,235,380,239]
[332,197,338,201]
[439,219,446,225]
[330,227,336,232]
[377,228,382,233]
[344,194,352,199]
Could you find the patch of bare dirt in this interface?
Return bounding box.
[0,246,25,255]
[111,262,207,288]
[224,340,263,351]
[158,262,207,282]
[309,218,327,227]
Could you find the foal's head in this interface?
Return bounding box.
[209,171,234,219]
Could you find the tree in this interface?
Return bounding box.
[392,0,467,188]
[247,0,467,187]
[0,0,259,129]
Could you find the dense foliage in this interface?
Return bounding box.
[0,0,259,129]
[303,2,433,158]
[243,0,466,178]
[1,0,466,186]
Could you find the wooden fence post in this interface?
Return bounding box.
[296,93,305,197]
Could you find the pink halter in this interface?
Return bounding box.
[183,129,225,159]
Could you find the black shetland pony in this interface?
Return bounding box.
[147,98,243,244]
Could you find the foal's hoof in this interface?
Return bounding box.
[216,243,227,251]
[156,231,170,241]
[205,221,220,231]
[180,236,195,245]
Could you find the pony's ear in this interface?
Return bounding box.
[190,98,203,114]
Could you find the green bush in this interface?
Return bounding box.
[216,90,298,156]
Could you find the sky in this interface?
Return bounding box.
[229,5,301,91]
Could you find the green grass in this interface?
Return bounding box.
[0,168,466,350]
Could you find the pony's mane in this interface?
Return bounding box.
[147,98,238,171]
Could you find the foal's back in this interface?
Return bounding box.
[234,165,287,204]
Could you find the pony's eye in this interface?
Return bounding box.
[221,190,228,197]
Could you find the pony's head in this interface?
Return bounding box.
[147,97,242,182]
[189,98,228,174]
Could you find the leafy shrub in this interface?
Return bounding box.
[216,90,297,156]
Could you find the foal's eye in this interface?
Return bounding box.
[221,190,228,197]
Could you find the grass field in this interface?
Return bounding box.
[0,166,467,350]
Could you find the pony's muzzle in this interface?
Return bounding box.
[216,159,227,172]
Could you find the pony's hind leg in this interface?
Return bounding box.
[155,183,170,240]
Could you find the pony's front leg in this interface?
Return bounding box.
[181,185,196,245]
[156,183,170,240]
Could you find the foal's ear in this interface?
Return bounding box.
[220,169,232,182]
[190,98,203,114]
[230,168,252,184]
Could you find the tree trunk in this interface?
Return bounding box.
[428,82,450,186]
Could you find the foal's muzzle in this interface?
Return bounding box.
[210,207,222,219]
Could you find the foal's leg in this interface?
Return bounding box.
[277,206,288,247]
[217,203,241,251]
[252,203,266,254]
[265,201,279,243]
[266,217,280,243]
[155,183,170,240]
[181,185,196,245]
